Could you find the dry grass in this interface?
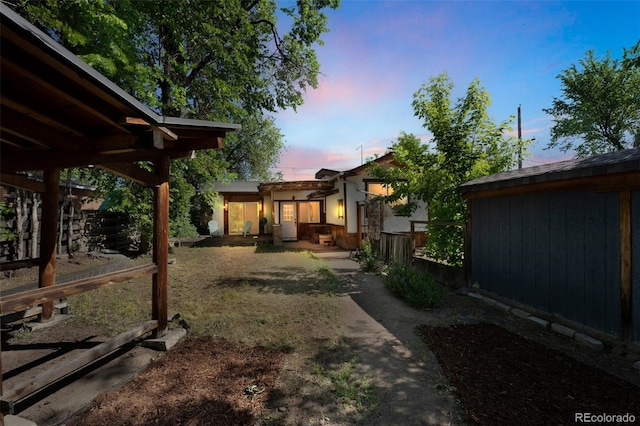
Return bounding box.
[65,247,341,349]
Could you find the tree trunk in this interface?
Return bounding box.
[15,191,29,260]
[31,192,41,259]
[58,201,64,255]
[67,198,75,258]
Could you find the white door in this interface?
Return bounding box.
[281,202,297,241]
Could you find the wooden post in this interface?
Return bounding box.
[620,190,632,342]
[152,156,170,338]
[356,202,362,249]
[39,168,60,321]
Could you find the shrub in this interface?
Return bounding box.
[358,242,379,272]
[383,264,443,309]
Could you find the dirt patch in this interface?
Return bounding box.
[68,338,283,426]
[418,323,640,425]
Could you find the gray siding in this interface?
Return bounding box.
[632,191,640,342]
[472,190,622,336]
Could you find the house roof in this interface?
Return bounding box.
[211,181,261,193]
[343,152,396,177]
[314,168,340,180]
[459,148,640,194]
[258,181,334,193]
[0,4,239,188]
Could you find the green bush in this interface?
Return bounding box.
[383,264,443,309]
[358,242,379,272]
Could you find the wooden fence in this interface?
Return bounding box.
[0,208,131,263]
[379,232,413,266]
[378,220,469,289]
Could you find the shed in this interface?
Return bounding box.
[459,148,640,343]
[0,4,239,414]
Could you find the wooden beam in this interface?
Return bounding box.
[0,106,86,150]
[0,91,88,138]
[0,57,129,133]
[98,163,161,187]
[92,132,140,154]
[119,117,178,141]
[163,136,224,151]
[0,173,45,193]
[38,169,59,321]
[0,257,40,272]
[620,190,632,342]
[0,264,158,314]
[1,320,158,404]
[152,156,170,338]
[1,148,192,173]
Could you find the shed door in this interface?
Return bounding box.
[281,202,297,241]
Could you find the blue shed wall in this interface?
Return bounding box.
[632,190,640,342]
[472,190,622,337]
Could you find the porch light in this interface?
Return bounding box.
[337,199,344,219]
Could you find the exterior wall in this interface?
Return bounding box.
[343,174,428,234]
[472,190,622,337]
[632,190,640,342]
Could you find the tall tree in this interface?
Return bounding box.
[11,0,339,240]
[370,74,519,266]
[543,41,640,157]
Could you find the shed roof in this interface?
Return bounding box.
[459,148,640,195]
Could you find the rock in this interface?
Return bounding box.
[455,287,470,296]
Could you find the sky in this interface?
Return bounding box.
[271,0,640,181]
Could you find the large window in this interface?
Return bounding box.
[229,202,259,234]
[298,201,320,223]
[366,182,408,214]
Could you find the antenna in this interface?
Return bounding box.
[517,105,522,170]
[356,144,363,165]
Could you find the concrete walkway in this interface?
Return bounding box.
[316,252,462,425]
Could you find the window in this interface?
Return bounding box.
[366,182,408,215]
[282,204,294,222]
[298,201,320,223]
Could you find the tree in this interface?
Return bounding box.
[370,73,519,266]
[543,41,640,157]
[11,0,339,240]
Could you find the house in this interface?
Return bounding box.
[458,148,640,343]
[211,152,428,249]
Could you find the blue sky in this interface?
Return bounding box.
[271,1,640,180]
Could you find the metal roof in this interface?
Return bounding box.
[459,148,640,194]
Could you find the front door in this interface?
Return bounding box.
[281,202,297,241]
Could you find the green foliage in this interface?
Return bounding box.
[0,202,16,242]
[543,41,640,156]
[11,0,340,237]
[314,357,377,414]
[370,74,519,266]
[383,264,443,309]
[357,242,379,272]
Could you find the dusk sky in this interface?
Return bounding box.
[271,1,640,180]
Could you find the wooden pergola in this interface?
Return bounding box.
[0,4,239,414]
